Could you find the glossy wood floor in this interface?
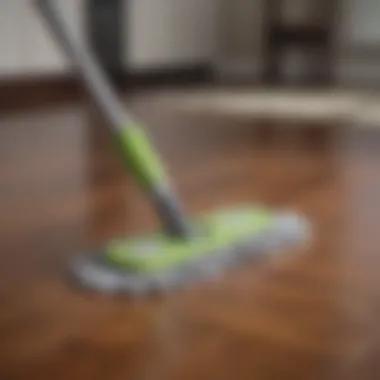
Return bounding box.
[1,93,380,380]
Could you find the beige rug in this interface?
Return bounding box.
[159,89,380,127]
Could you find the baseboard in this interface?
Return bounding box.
[0,75,83,113]
[0,65,214,113]
[125,64,214,88]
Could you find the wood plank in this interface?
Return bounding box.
[1,92,380,380]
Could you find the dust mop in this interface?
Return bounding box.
[35,0,309,294]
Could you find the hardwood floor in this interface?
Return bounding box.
[1,93,380,380]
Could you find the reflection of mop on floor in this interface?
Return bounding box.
[36,0,309,295]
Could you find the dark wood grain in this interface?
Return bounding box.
[1,92,380,380]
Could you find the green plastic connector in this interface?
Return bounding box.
[116,125,167,189]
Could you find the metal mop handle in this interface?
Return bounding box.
[35,0,192,238]
[36,0,130,130]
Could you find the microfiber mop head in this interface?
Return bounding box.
[71,206,309,294]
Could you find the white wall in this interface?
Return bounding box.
[126,0,219,70]
[343,0,380,45]
[2,0,379,81]
[217,0,380,81]
[336,0,380,83]
[0,0,219,78]
[0,0,83,78]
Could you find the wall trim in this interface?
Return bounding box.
[0,75,82,113]
[125,64,214,88]
[3,59,380,113]
[0,64,214,113]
